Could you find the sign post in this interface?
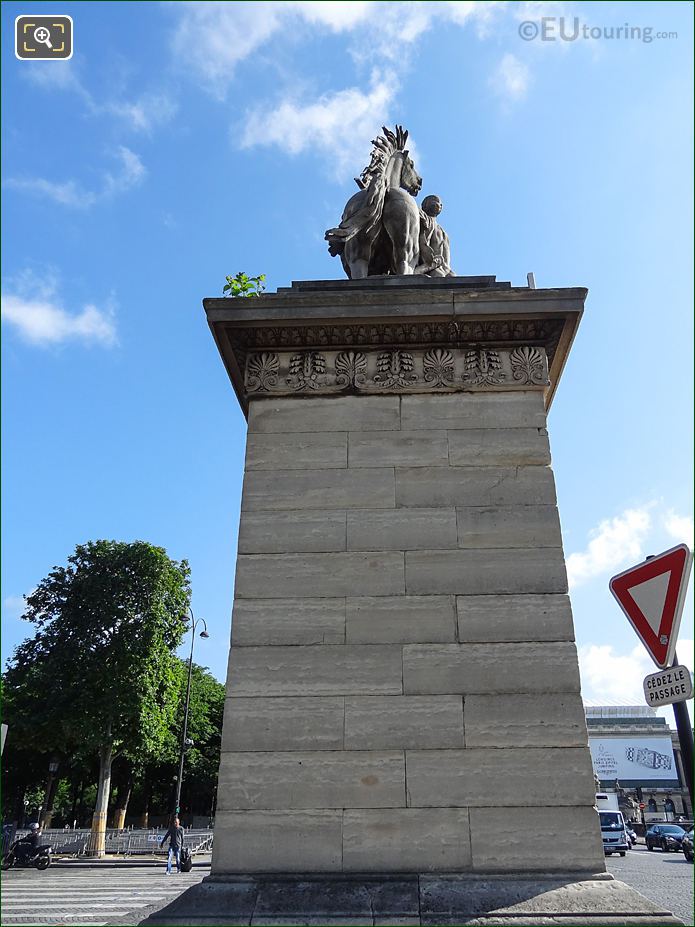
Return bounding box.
[609,544,694,812]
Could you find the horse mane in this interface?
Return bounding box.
[325,126,408,264]
[354,125,409,190]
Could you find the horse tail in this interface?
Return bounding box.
[325,175,387,255]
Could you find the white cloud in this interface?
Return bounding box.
[490,53,531,100]
[579,641,656,704]
[2,273,117,348]
[104,94,178,134]
[2,594,28,617]
[240,69,399,177]
[167,1,510,95]
[5,146,145,209]
[566,505,653,590]
[23,59,176,133]
[664,511,694,548]
[579,640,694,724]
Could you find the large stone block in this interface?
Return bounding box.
[401,393,546,431]
[465,693,589,747]
[249,396,400,434]
[402,642,581,695]
[349,431,449,468]
[235,551,405,598]
[222,697,345,752]
[469,806,605,872]
[213,811,342,872]
[242,468,395,511]
[406,747,595,807]
[345,595,456,644]
[344,696,463,749]
[405,548,567,595]
[342,809,471,871]
[347,509,457,552]
[456,505,563,549]
[227,645,403,697]
[217,751,405,810]
[238,510,347,553]
[231,598,345,646]
[395,466,556,508]
[447,427,551,467]
[456,594,574,643]
[245,432,347,470]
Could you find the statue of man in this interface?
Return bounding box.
[415,194,455,277]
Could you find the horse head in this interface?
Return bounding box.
[399,149,422,197]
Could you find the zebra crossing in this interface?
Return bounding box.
[0,858,209,925]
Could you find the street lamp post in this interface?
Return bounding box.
[174,609,209,817]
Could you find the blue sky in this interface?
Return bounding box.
[2,1,693,719]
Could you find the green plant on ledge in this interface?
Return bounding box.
[223,272,266,298]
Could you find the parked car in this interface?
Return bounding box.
[626,826,637,847]
[645,824,686,852]
[681,829,693,862]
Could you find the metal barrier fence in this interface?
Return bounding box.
[5,828,213,857]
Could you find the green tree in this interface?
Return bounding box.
[4,540,190,854]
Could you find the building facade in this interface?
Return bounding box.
[586,705,690,822]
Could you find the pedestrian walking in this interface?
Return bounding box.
[159,816,184,874]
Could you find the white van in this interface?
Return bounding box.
[598,809,629,856]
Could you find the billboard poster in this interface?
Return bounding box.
[588,736,678,783]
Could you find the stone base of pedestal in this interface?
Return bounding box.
[141,872,683,926]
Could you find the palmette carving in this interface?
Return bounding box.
[423,348,455,387]
[246,352,279,392]
[510,346,547,385]
[335,351,367,387]
[244,345,548,396]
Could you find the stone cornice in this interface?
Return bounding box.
[204,277,585,417]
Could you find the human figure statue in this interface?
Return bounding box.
[414,195,455,277]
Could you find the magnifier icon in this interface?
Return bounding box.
[34,26,53,49]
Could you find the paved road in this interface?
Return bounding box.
[0,858,210,926]
[606,843,694,925]
[2,849,692,925]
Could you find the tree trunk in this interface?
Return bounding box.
[39,758,60,828]
[113,769,134,830]
[77,779,86,828]
[69,778,81,828]
[43,776,59,829]
[139,773,152,828]
[87,742,113,857]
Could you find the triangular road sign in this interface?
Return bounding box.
[610,544,693,669]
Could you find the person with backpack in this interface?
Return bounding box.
[160,816,184,874]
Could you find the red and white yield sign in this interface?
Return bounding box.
[610,544,693,669]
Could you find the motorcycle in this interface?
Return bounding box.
[1,840,52,870]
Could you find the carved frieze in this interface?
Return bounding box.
[243,346,549,397]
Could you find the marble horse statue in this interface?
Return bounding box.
[325,126,423,278]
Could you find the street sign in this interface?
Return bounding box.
[643,664,693,708]
[609,544,693,669]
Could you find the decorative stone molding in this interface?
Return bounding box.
[244,346,549,396]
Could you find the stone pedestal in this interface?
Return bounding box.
[148,277,682,924]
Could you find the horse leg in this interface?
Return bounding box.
[344,237,371,279]
[383,196,419,276]
[390,220,418,275]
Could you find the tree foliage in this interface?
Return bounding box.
[1,543,231,830]
[3,541,191,840]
